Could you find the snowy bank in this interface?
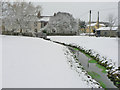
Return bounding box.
[48,36,118,68]
[2,35,100,88]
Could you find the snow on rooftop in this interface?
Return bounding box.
[96,27,118,31]
[99,24,105,26]
[39,17,50,22]
[87,23,105,27]
[87,23,96,27]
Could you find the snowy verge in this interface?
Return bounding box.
[2,35,100,88]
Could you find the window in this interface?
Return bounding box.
[104,32,107,36]
[97,31,100,34]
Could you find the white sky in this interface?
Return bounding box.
[1,0,119,22]
[33,2,118,22]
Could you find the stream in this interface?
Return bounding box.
[68,47,117,88]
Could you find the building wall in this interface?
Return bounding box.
[80,28,86,33]
[97,30,117,37]
[86,24,104,33]
[37,22,41,32]
[86,26,95,33]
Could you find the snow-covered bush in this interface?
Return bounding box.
[44,12,78,35]
[2,2,42,33]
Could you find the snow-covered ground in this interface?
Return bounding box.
[0,35,2,89]
[2,35,100,88]
[48,36,118,68]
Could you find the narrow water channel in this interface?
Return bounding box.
[68,47,117,88]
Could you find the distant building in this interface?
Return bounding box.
[85,11,109,33]
[28,16,51,33]
[96,27,118,37]
[26,16,51,33]
[38,16,51,28]
[86,22,106,33]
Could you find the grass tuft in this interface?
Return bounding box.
[96,64,107,73]
[88,59,97,63]
[74,48,79,51]
[99,81,106,88]
[88,71,101,79]
[85,54,91,58]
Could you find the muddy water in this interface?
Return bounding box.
[68,47,117,88]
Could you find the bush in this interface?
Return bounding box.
[2,31,12,35]
[22,32,33,37]
[42,30,47,33]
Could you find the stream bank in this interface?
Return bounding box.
[46,39,119,88]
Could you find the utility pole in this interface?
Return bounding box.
[89,10,91,36]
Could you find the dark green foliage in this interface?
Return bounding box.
[78,19,86,29]
[47,33,76,36]
[118,67,120,70]
[2,31,33,37]
[42,30,47,33]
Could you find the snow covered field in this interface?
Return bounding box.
[0,35,2,89]
[2,35,100,88]
[49,36,118,68]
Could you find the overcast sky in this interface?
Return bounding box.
[33,2,118,22]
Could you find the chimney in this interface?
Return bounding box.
[89,10,91,34]
[97,11,99,28]
[37,11,41,18]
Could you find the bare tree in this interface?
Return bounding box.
[108,14,117,37]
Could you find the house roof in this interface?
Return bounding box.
[96,27,118,31]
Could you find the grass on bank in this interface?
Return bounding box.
[88,59,97,63]
[96,64,107,73]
